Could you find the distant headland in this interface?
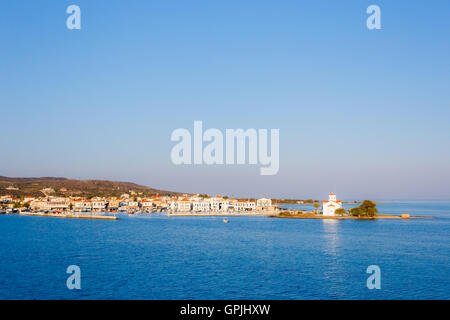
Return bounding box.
[0,176,179,198]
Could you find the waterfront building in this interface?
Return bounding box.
[245,201,256,211]
[118,200,129,211]
[30,200,47,211]
[220,199,231,212]
[235,200,255,212]
[141,199,154,212]
[322,193,342,216]
[92,199,106,212]
[257,198,272,210]
[48,197,70,210]
[150,196,162,207]
[74,200,92,212]
[107,198,120,212]
[168,200,178,211]
[192,199,211,212]
[177,198,192,212]
[127,201,140,212]
[210,196,222,212]
[30,197,70,211]
[234,200,245,212]
[227,199,238,212]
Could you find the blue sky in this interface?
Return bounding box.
[1,0,449,200]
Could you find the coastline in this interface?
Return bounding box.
[6,211,435,220]
[17,212,119,220]
[167,212,276,217]
[271,213,435,220]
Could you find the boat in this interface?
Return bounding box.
[223,218,229,223]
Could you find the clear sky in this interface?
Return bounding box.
[1,0,449,200]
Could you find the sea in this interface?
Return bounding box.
[0,201,448,299]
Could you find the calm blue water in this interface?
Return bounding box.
[0,201,449,299]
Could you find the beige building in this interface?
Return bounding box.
[177,198,192,212]
[92,199,106,212]
[257,198,272,210]
[74,200,92,212]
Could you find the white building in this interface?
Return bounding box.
[168,200,177,211]
[322,193,342,216]
[141,200,153,212]
[192,199,210,212]
[235,200,256,212]
[220,199,231,212]
[74,200,92,212]
[257,198,272,210]
[127,201,140,212]
[245,201,256,211]
[92,199,106,212]
[210,197,221,212]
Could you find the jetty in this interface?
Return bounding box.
[18,212,119,220]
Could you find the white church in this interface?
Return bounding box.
[322,193,343,216]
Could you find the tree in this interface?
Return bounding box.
[313,203,320,215]
[335,208,346,215]
[350,200,378,218]
[360,200,378,217]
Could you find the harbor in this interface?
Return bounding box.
[17,211,119,220]
[1,192,434,220]
[1,200,448,300]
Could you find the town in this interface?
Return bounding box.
[0,190,275,215]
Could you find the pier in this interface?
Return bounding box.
[18,212,119,220]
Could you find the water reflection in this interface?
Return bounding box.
[322,219,340,257]
[321,219,346,298]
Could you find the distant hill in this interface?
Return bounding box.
[0,176,181,198]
